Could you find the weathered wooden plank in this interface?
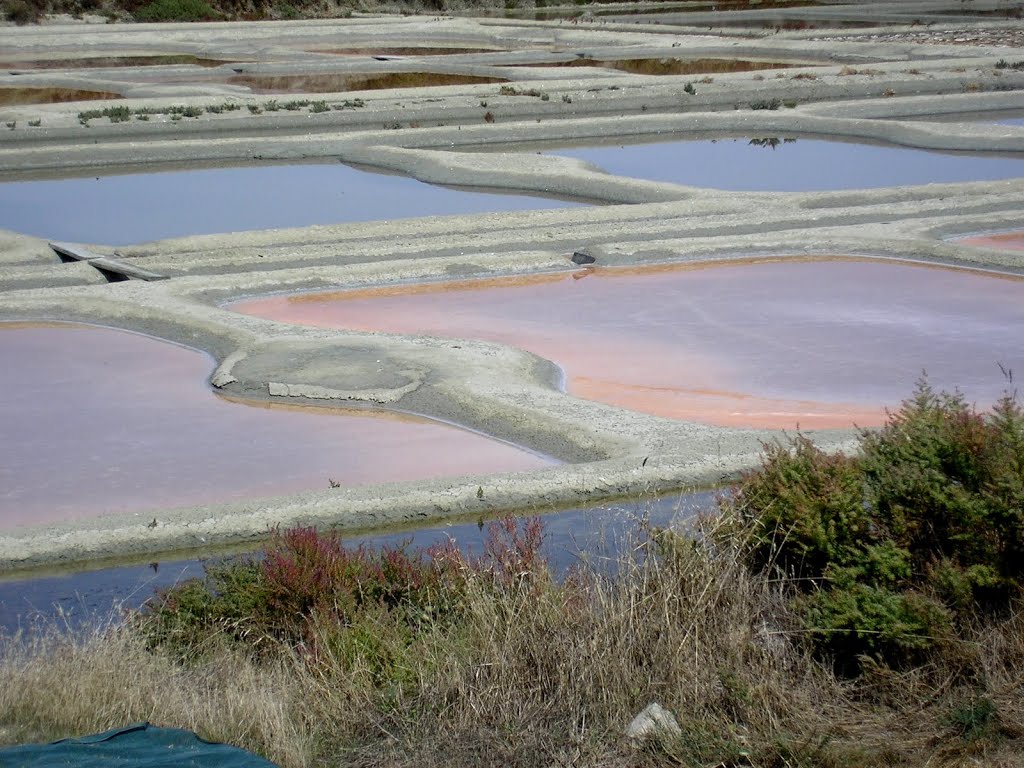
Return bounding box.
[49,242,168,281]
[49,241,104,262]
[90,257,169,282]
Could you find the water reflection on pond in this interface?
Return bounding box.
[0,490,715,634]
[550,137,1024,191]
[0,162,582,245]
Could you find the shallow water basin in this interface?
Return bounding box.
[311,47,507,57]
[956,231,1024,252]
[0,324,552,530]
[1,55,232,70]
[0,491,712,633]
[0,87,120,106]
[517,57,800,76]
[0,162,582,245]
[228,72,505,94]
[232,258,1024,430]
[550,137,1024,191]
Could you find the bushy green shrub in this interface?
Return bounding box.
[3,0,39,23]
[720,380,1024,672]
[133,0,218,21]
[139,517,549,670]
[861,385,1024,610]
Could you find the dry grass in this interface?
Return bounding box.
[0,622,314,766]
[1,518,1022,767]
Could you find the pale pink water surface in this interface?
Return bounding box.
[0,324,551,530]
[958,231,1024,252]
[232,258,1024,430]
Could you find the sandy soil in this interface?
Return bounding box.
[0,3,1022,572]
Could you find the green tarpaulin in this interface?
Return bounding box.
[0,722,279,767]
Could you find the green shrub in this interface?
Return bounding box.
[165,104,203,118]
[138,517,548,669]
[133,0,218,21]
[3,0,38,23]
[77,106,132,124]
[861,384,1024,608]
[720,380,1024,672]
[947,695,1000,742]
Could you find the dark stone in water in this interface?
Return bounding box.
[572,250,596,265]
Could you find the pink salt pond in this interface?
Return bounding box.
[232,258,1024,431]
[0,324,551,531]
[956,231,1024,252]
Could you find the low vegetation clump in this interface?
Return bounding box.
[74,97,363,126]
[1,382,1022,766]
[3,0,41,22]
[137,524,482,667]
[3,0,511,23]
[718,380,1024,674]
[132,0,219,20]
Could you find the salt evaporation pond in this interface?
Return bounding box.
[0,491,714,634]
[0,323,552,529]
[956,230,1024,251]
[550,138,1024,191]
[232,258,1024,429]
[0,162,582,245]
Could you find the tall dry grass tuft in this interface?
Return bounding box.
[307,518,861,767]
[0,620,314,767]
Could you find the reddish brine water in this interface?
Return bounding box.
[957,231,1024,252]
[232,258,1024,430]
[0,324,552,530]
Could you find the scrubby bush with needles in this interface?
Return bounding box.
[719,379,1024,672]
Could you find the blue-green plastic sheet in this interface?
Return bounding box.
[0,722,279,767]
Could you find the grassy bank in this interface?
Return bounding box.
[3,0,519,25]
[2,382,1022,766]
[2,0,797,25]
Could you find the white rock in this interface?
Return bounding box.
[626,702,682,742]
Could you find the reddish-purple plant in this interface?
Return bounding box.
[259,526,464,644]
[482,515,548,588]
[141,517,554,660]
